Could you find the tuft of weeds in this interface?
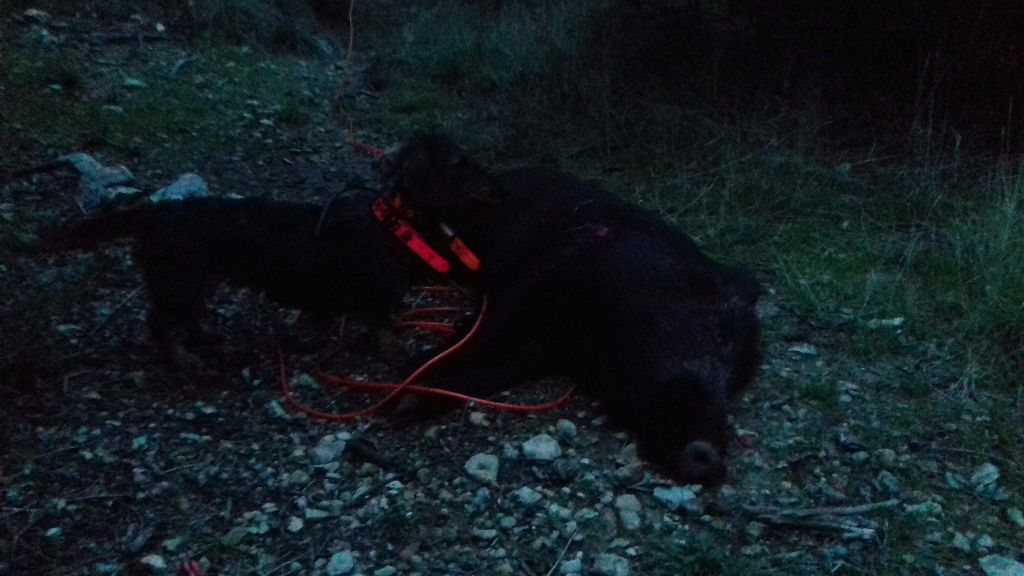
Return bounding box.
[947,175,1024,374]
[650,532,768,575]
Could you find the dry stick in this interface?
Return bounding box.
[347,0,355,60]
[927,446,1018,468]
[544,526,579,576]
[86,285,143,336]
[760,518,878,541]
[170,56,197,79]
[741,498,901,519]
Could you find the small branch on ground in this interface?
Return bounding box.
[171,56,197,79]
[347,0,355,60]
[927,446,1019,468]
[86,285,143,336]
[741,498,901,518]
[758,517,879,541]
[740,499,899,541]
[544,526,579,576]
[88,32,169,45]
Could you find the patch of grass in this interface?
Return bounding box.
[945,176,1024,376]
[0,43,335,172]
[380,1,599,94]
[650,533,768,575]
[794,380,843,423]
[361,1,1024,397]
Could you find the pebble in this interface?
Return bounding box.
[592,553,630,576]
[286,469,311,486]
[161,537,183,552]
[788,342,818,355]
[514,486,542,506]
[971,463,1000,488]
[979,555,1024,576]
[325,551,355,575]
[614,494,642,531]
[904,501,942,517]
[555,419,577,440]
[464,453,500,485]
[522,434,562,461]
[286,516,303,533]
[560,558,583,573]
[304,508,330,521]
[139,554,167,573]
[473,528,499,540]
[267,400,290,419]
[468,411,489,426]
[952,532,972,553]
[876,470,900,495]
[1007,507,1024,528]
[310,436,347,465]
[149,173,209,202]
[874,448,897,468]
[652,485,702,515]
[744,521,765,541]
[374,568,398,576]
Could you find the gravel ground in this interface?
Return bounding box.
[1,9,1022,576]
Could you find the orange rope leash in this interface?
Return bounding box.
[278,298,573,421]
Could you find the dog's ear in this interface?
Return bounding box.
[390,134,504,212]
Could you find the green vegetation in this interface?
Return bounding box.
[0,42,326,173]
[361,1,1024,394]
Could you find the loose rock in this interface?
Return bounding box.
[592,553,630,576]
[325,551,355,575]
[149,173,209,202]
[556,419,578,441]
[522,434,562,461]
[310,435,346,465]
[979,555,1024,576]
[652,485,702,515]
[614,494,642,531]
[514,486,543,507]
[139,554,167,573]
[465,453,500,485]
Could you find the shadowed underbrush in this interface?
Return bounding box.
[360,0,1024,395]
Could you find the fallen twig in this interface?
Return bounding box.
[88,32,169,45]
[86,285,143,336]
[544,526,578,576]
[347,0,355,60]
[755,517,878,541]
[171,56,197,79]
[741,498,901,519]
[927,446,1018,468]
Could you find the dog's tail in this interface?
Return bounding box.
[43,205,152,251]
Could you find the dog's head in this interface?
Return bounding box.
[387,134,505,225]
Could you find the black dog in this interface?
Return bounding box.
[388,135,761,485]
[51,195,426,366]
